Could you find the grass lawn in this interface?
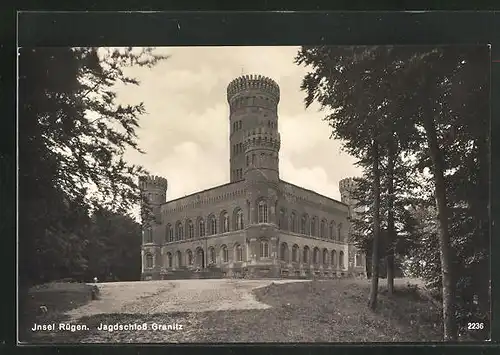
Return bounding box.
[19,282,99,343]
[21,278,444,343]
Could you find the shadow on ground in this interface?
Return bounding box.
[22,279,443,343]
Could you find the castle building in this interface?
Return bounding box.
[140,74,366,280]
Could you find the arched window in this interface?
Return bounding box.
[339,251,345,269]
[246,155,249,166]
[221,212,229,233]
[331,250,337,267]
[166,252,172,268]
[323,249,329,265]
[221,245,229,263]
[278,209,286,230]
[260,240,270,258]
[187,250,193,265]
[292,244,299,262]
[280,243,289,262]
[145,227,153,243]
[320,219,326,238]
[355,252,363,267]
[164,225,169,243]
[165,224,173,242]
[145,253,153,268]
[330,221,336,240]
[198,219,205,237]
[176,251,182,267]
[290,212,297,233]
[235,244,243,262]
[252,153,256,165]
[187,220,194,239]
[303,246,310,264]
[338,223,343,242]
[208,215,217,235]
[176,221,184,241]
[300,215,307,234]
[310,217,317,236]
[235,209,244,230]
[313,248,320,264]
[258,200,268,223]
[209,247,216,264]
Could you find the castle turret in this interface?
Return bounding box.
[139,175,168,225]
[339,177,356,217]
[227,75,281,276]
[227,74,281,183]
[139,175,168,281]
[339,177,366,277]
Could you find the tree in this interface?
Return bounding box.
[18,47,168,287]
[295,46,416,309]
[296,45,489,340]
[368,137,382,310]
[84,208,142,282]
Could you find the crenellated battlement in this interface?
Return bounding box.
[339,177,356,194]
[243,131,281,151]
[139,175,169,191]
[227,74,280,103]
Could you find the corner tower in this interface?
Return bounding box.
[339,177,366,276]
[139,175,168,225]
[227,74,281,182]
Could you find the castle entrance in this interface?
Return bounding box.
[196,248,205,268]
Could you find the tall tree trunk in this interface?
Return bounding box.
[422,113,457,341]
[368,138,381,310]
[386,133,396,295]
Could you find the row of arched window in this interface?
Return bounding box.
[157,209,244,243]
[144,203,345,244]
[278,210,344,241]
[280,243,345,268]
[144,242,347,269]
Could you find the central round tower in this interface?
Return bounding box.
[227,74,281,182]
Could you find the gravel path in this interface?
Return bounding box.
[66,279,310,320]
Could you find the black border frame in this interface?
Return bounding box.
[2,9,499,354]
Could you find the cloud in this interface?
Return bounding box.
[113,46,362,203]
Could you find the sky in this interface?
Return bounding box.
[113,46,362,203]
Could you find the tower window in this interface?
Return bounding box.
[260,240,269,258]
[145,253,154,268]
[238,120,242,129]
[246,155,249,166]
[258,200,268,223]
[144,227,153,243]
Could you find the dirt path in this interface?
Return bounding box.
[65,279,310,320]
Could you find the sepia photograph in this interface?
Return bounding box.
[18,45,490,343]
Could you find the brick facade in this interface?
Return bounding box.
[140,75,366,280]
